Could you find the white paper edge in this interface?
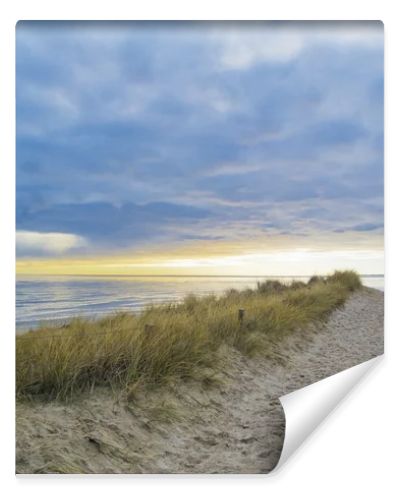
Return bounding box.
[274,354,383,471]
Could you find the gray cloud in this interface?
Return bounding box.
[16,21,384,255]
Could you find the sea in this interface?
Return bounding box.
[16,274,384,333]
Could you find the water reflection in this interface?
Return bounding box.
[16,274,384,332]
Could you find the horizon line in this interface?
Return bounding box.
[16,273,385,278]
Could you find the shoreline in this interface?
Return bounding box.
[16,285,384,473]
[15,274,384,334]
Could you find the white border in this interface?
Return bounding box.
[1,1,398,499]
[277,356,383,469]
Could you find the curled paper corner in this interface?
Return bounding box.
[274,355,384,471]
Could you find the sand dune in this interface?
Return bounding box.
[16,287,383,474]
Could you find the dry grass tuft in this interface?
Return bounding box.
[16,270,362,401]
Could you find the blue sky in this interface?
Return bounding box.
[16,21,384,274]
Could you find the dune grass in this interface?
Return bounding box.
[16,270,362,401]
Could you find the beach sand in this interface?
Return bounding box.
[16,287,384,474]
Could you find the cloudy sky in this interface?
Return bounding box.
[16,21,384,276]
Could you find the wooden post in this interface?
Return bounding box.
[238,309,245,325]
[144,324,155,335]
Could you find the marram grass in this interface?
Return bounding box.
[16,270,361,400]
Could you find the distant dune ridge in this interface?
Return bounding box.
[16,271,384,473]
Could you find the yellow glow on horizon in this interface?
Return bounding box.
[16,233,384,277]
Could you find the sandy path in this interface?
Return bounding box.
[16,288,384,474]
